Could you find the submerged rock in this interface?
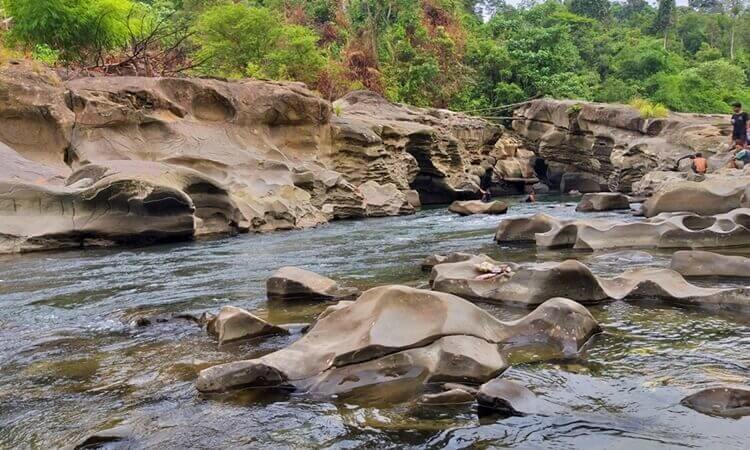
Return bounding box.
[207,306,288,345]
[195,286,599,397]
[576,193,631,212]
[477,378,542,417]
[266,266,359,301]
[417,388,476,405]
[670,251,750,278]
[431,255,750,311]
[71,424,135,450]
[448,200,508,216]
[681,387,750,418]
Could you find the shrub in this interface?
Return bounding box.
[629,98,669,118]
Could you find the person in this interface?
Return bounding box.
[480,165,502,202]
[691,152,708,174]
[731,102,749,150]
[735,148,750,168]
[524,191,537,203]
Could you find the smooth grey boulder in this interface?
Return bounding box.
[477,378,543,416]
[681,387,750,418]
[207,306,288,345]
[640,178,750,218]
[448,200,508,216]
[266,266,359,301]
[196,286,599,397]
[576,193,630,212]
[421,252,475,271]
[670,251,750,277]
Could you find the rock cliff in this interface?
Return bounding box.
[512,99,732,193]
[0,61,513,253]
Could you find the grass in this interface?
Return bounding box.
[629,98,669,119]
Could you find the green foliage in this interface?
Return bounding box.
[192,4,324,83]
[5,0,135,61]
[31,44,59,65]
[630,98,669,118]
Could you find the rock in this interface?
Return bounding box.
[640,177,750,217]
[359,180,415,217]
[681,387,750,418]
[195,286,599,396]
[495,209,750,250]
[513,99,730,193]
[207,306,288,345]
[71,425,135,450]
[405,189,422,208]
[532,182,550,194]
[670,251,750,277]
[421,252,475,271]
[430,255,750,312]
[477,378,542,417]
[560,172,604,194]
[417,388,475,405]
[431,255,608,306]
[266,267,358,301]
[448,200,508,216]
[576,193,631,212]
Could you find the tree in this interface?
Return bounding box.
[653,0,676,49]
[569,0,611,21]
[4,0,135,62]
[192,4,324,84]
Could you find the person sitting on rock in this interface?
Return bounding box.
[691,153,708,174]
[734,148,750,169]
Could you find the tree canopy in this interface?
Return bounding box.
[1,0,748,114]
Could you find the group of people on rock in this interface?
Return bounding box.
[731,102,750,168]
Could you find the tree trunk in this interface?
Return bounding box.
[730,23,735,60]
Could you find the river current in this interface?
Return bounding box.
[1,196,748,448]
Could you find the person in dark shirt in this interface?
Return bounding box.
[731,102,749,150]
[480,166,502,202]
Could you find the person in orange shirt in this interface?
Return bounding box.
[691,152,708,174]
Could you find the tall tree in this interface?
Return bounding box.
[653,0,676,49]
[569,0,612,21]
[723,0,747,59]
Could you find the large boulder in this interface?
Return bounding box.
[640,178,750,217]
[421,252,475,271]
[430,255,750,312]
[670,251,750,277]
[681,387,750,418]
[358,180,415,217]
[560,172,604,194]
[448,200,508,216]
[266,267,358,301]
[576,193,630,212]
[195,286,599,396]
[207,306,288,345]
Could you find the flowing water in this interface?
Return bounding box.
[1,196,749,449]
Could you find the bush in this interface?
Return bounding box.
[193,4,324,84]
[5,0,135,62]
[629,98,669,118]
[31,44,59,65]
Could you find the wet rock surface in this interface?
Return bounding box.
[430,255,750,311]
[681,387,750,418]
[671,250,750,277]
[448,200,508,216]
[266,266,359,301]
[195,286,599,396]
[576,193,631,212]
[477,378,545,417]
[206,306,288,346]
[495,209,750,250]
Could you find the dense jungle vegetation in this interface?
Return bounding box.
[1,0,748,114]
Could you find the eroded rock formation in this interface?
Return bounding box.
[513,99,732,193]
[430,255,750,311]
[576,193,631,212]
[207,306,288,346]
[266,266,358,301]
[639,177,750,217]
[0,62,513,253]
[448,200,508,216]
[195,286,599,398]
[670,250,750,277]
[495,209,750,250]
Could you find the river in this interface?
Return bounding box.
[1,196,748,448]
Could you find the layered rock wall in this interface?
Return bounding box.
[0,62,510,253]
[512,99,732,193]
